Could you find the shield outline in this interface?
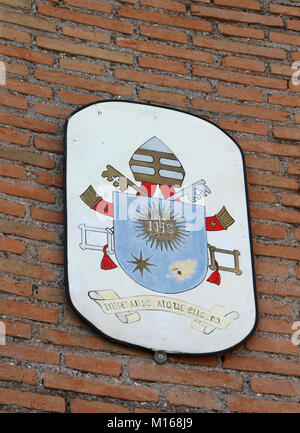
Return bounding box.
[64,100,258,356]
[112,191,209,294]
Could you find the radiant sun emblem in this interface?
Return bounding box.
[127,250,156,277]
[133,203,189,251]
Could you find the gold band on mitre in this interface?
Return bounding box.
[215,206,235,230]
[80,185,102,209]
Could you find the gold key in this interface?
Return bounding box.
[101,165,147,196]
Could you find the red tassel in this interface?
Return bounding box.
[101,244,117,270]
[207,261,221,285]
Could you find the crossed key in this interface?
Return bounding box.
[102,165,147,196]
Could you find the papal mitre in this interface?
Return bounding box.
[129,137,185,188]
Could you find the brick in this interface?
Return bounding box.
[192,65,286,90]
[35,104,72,119]
[292,51,300,62]
[0,161,27,180]
[191,5,283,27]
[0,300,59,324]
[31,206,64,224]
[118,6,212,32]
[0,43,54,66]
[269,3,300,18]
[0,257,56,282]
[138,56,186,74]
[64,309,88,328]
[0,112,58,134]
[0,237,26,254]
[191,98,287,122]
[246,335,298,355]
[247,172,299,190]
[220,119,268,136]
[251,223,286,239]
[250,205,300,224]
[294,227,300,241]
[257,317,295,335]
[57,90,101,106]
[139,24,187,44]
[245,156,279,172]
[34,136,64,154]
[258,298,293,317]
[0,275,32,297]
[130,362,243,390]
[117,37,211,63]
[0,146,55,169]
[40,327,103,350]
[64,0,112,14]
[0,180,55,203]
[269,94,300,108]
[289,81,300,93]
[223,354,300,376]
[70,399,129,413]
[38,247,64,264]
[216,85,263,102]
[166,389,220,410]
[138,88,186,107]
[60,57,106,76]
[62,25,110,45]
[0,126,30,146]
[2,318,32,339]
[4,78,52,99]
[229,396,300,413]
[65,353,122,376]
[0,387,65,413]
[0,363,36,385]
[222,55,265,73]
[37,36,133,65]
[270,31,300,47]
[115,68,211,93]
[38,286,67,304]
[287,161,300,176]
[248,188,276,203]
[0,219,57,242]
[287,19,300,32]
[44,371,158,402]
[0,0,32,9]
[257,280,300,298]
[254,242,300,261]
[218,23,264,40]
[35,68,133,97]
[0,9,56,32]
[238,138,300,158]
[38,4,133,34]
[140,0,186,13]
[281,192,300,208]
[40,327,149,358]
[0,342,59,364]
[270,63,292,77]
[3,61,29,76]
[193,36,285,60]
[250,377,300,397]
[254,260,288,278]
[0,25,31,44]
[214,0,260,11]
[35,171,63,188]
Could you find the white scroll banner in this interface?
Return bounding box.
[89,290,239,334]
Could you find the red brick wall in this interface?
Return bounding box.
[0,0,299,413]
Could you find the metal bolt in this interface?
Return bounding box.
[154,351,167,364]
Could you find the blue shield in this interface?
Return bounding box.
[113,192,208,294]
